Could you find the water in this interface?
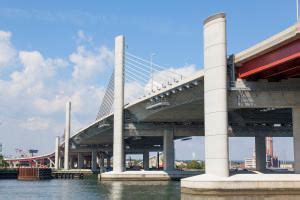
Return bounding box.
[1,178,300,200]
[0,178,180,200]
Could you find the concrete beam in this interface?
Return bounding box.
[229,79,300,109]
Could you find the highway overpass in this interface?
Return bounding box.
[6,12,300,194]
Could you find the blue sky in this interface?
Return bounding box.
[0,0,297,160]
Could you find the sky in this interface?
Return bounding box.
[0,0,297,160]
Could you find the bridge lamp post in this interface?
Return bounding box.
[150,53,155,92]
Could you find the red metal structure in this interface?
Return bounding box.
[236,23,300,80]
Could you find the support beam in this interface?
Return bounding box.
[91,150,97,172]
[293,107,300,173]
[143,150,149,170]
[163,130,174,171]
[255,136,266,172]
[64,101,71,170]
[113,35,125,173]
[203,13,229,177]
[54,136,60,170]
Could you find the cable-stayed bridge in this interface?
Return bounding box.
[5,12,300,194]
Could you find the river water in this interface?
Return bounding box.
[1,178,300,200]
[0,178,180,200]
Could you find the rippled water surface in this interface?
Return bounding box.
[0,178,180,200]
[1,178,300,200]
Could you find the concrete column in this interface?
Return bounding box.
[157,152,160,169]
[107,156,111,168]
[163,130,174,171]
[113,35,125,173]
[78,153,84,169]
[69,156,74,169]
[64,101,71,170]
[54,136,60,170]
[91,150,97,172]
[99,155,105,173]
[143,150,149,170]
[203,13,229,177]
[293,107,300,173]
[59,157,63,168]
[255,136,266,172]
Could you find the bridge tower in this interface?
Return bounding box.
[203,13,229,177]
[64,101,71,170]
[113,35,125,172]
[54,136,60,170]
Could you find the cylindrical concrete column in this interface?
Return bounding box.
[255,136,266,172]
[107,156,111,168]
[293,107,300,173]
[78,153,84,169]
[113,35,125,173]
[69,156,74,169]
[64,101,71,170]
[143,150,149,170]
[91,150,97,172]
[99,154,105,173]
[54,136,60,170]
[163,130,174,171]
[203,13,229,177]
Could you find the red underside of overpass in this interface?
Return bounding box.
[237,39,300,80]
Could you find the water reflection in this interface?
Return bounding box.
[101,180,180,200]
[181,193,300,200]
[1,179,300,199]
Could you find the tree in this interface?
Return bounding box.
[186,160,204,169]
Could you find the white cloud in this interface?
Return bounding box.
[20,117,49,131]
[70,45,113,81]
[77,30,93,44]
[0,30,16,67]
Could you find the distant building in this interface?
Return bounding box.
[244,150,256,169]
[244,137,280,169]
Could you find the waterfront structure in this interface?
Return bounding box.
[5,11,300,193]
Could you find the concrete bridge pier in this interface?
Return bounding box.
[91,150,97,172]
[143,150,149,170]
[78,152,84,169]
[99,154,105,173]
[69,156,74,169]
[163,130,174,171]
[255,136,266,172]
[113,35,125,173]
[54,136,60,170]
[64,101,71,170]
[203,13,229,177]
[293,107,300,173]
[106,156,111,168]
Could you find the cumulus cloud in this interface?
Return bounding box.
[20,117,49,131]
[0,30,16,67]
[70,45,113,81]
[0,28,200,156]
